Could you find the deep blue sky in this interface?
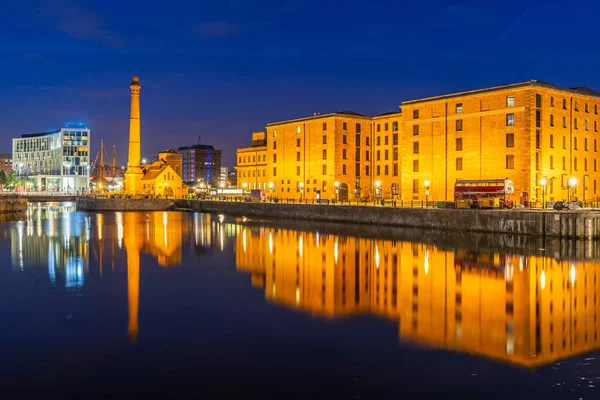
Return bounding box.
[2,0,599,166]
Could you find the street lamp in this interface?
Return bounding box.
[299,182,304,201]
[540,177,547,209]
[375,180,381,199]
[334,181,339,202]
[268,182,274,201]
[424,180,431,207]
[568,177,577,203]
[142,158,147,164]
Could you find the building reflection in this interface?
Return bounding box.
[236,226,600,368]
[9,202,89,288]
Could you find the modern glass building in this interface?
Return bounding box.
[12,124,91,192]
[177,144,222,186]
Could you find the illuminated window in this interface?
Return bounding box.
[392,121,398,131]
[456,103,463,114]
[506,113,514,126]
[297,126,301,134]
[506,96,515,107]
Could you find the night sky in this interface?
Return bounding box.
[2,0,599,167]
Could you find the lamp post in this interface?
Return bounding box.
[299,182,304,202]
[334,180,339,203]
[268,182,274,202]
[568,177,577,203]
[424,180,431,207]
[540,177,547,209]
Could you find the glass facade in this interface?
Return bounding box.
[12,126,91,192]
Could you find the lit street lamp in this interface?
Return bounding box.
[568,177,577,203]
[424,180,431,207]
[268,182,274,201]
[540,177,547,209]
[142,158,147,164]
[375,180,381,199]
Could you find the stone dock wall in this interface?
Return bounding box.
[173,199,600,240]
[0,198,28,214]
[76,198,174,211]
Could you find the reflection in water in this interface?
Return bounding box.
[8,205,600,369]
[237,224,600,368]
[8,203,88,288]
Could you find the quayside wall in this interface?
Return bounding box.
[0,198,28,214]
[173,199,600,240]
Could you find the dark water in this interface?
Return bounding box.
[1,202,600,398]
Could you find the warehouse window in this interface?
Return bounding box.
[506,155,515,169]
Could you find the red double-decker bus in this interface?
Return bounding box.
[454,179,514,209]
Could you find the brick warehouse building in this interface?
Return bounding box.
[236,80,600,204]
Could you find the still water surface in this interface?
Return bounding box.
[1,202,600,398]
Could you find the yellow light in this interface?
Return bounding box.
[242,229,247,253]
[570,264,576,286]
[375,181,381,188]
[424,180,430,188]
[268,182,274,189]
[540,270,546,291]
[334,181,339,187]
[334,237,338,264]
[375,244,380,269]
[268,231,273,254]
[424,248,429,275]
[540,178,548,186]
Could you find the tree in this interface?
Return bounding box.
[0,170,6,189]
[6,171,16,189]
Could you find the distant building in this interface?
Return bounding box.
[12,124,90,192]
[0,153,12,175]
[220,166,228,186]
[177,144,222,186]
[228,169,237,188]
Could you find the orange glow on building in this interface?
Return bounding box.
[236,81,600,204]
